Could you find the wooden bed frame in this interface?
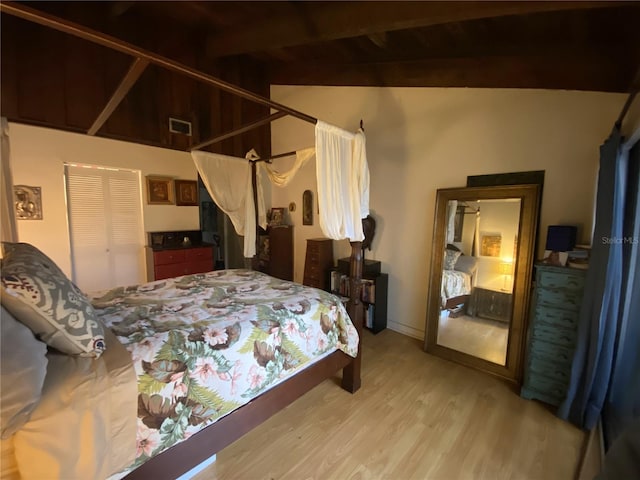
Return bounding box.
[125,243,364,480]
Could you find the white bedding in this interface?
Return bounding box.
[441,270,472,307]
[9,328,138,479]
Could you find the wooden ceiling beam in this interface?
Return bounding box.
[0,1,317,125]
[269,53,635,93]
[87,57,149,136]
[206,1,625,57]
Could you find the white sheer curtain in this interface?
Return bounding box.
[315,120,369,241]
[446,200,458,244]
[191,150,266,258]
[262,147,315,187]
[1,118,18,243]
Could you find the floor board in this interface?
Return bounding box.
[195,329,584,480]
[437,311,508,365]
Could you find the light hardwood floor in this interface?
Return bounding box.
[437,312,508,365]
[195,329,585,480]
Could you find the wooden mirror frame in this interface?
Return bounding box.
[423,184,540,383]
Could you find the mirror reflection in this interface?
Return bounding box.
[436,198,521,365]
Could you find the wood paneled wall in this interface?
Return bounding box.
[1,14,272,158]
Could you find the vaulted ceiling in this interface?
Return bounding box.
[2,1,639,152]
[15,0,640,92]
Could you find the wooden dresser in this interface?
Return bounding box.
[146,245,214,281]
[255,226,293,281]
[521,264,587,406]
[303,238,334,290]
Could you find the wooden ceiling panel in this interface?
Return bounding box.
[1,0,638,152]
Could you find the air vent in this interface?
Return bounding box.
[168,117,192,136]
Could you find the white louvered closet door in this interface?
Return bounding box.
[65,164,145,292]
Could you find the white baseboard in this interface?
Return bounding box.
[386,320,424,341]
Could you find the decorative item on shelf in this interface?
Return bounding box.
[362,215,376,251]
[174,180,198,206]
[303,190,313,225]
[146,176,174,205]
[269,207,285,227]
[567,245,590,269]
[14,185,43,220]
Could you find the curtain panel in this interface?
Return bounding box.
[559,125,640,448]
[315,121,369,242]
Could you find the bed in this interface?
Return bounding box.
[440,246,477,311]
[1,242,363,480]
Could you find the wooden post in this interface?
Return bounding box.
[251,160,259,268]
[342,240,362,392]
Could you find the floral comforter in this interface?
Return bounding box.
[91,269,358,471]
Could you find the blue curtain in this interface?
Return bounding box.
[559,125,640,447]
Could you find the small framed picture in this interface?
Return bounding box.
[146,176,174,205]
[481,233,502,257]
[270,207,285,226]
[14,185,43,220]
[174,180,198,206]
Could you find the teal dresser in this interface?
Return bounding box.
[521,264,587,406]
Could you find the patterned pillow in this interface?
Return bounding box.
[443,249,461,270]
[0,242,106,358]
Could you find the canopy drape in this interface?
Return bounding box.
[315,121,369,242]
[194,120,369,257]
[262,147,315,187]
[192,150,266,258]
[192,147,313,258]
[1,118,18,243]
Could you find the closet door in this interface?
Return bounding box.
[65,164,145,292]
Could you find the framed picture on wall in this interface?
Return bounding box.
[481,233,502,257]
[270,207,285,226]
[174,180,198,206]
[14,185,43,220]
[302,190,313,225]
[146,176,174,205]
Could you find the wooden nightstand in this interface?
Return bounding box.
[468,286,513,323]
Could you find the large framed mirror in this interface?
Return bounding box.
[424,184,540,383]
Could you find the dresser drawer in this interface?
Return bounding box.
[528,354,572,385]
[533,305,579,330]
[306,243,320,254]
[536,287,583,310]
[523,375,568,404]
[185,246,213,262]
[185,261,212,275]
[531,322,576,349]
[537,270,585,291]
[156,263,188,280]
[154,249,186,266]
[529,337,574,365]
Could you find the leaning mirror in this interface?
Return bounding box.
[424,184,540,383]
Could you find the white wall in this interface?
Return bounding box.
[270,86,626,339]
[8,123,199,277]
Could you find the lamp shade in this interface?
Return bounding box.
[499,262,512,275]
[546,225,576,252]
